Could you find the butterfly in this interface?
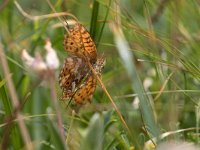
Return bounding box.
[63,23,97,64]
[59,22,105,105]
[59,57,105,105]
[59,57,89,99]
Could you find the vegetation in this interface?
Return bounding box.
[0,0,200,149]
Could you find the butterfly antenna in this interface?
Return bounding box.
[46,0,70,34]
[64,19,70,29]
[60,14,70,29]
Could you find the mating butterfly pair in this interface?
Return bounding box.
[59,22,105,105]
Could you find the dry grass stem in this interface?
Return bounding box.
[0,43,33,150]
[87,60,132,136]
[48,70,65,143]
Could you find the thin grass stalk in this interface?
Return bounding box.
[86,60,134,141]
[154,71,174,100]
[66,110,76,148]
[96,0,111,48]
[48,70,65,144]
[111,1,160,143]
[90,0,99,41]
[0,43,33,150]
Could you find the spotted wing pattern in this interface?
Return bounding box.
[63,23,97,64]
[73,75,97,105]
[73,57,106,104]
[60,21,105,105]
[59,57,89,99]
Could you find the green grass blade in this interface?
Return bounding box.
[47,118,66,150]
[96,0,111,48]
[90,0,99,42]
[80,113,104,150]
[113,25,160,140]
[0,75,22,149]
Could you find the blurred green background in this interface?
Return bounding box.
[0,0,200,149]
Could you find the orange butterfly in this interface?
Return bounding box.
[59,22,105,105]
[63,23,97,64]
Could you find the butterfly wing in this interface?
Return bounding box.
[73,75,97,105]
[64,23,97,63]
[60,22,105,105]
[59,57,89,99]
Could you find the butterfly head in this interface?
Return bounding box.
[93,56,106,74]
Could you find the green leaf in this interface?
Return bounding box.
[113,24,160,140]
[80,113,104,150]
[90,0,99,42]
[0,78,6,88]
[47,119,66,150]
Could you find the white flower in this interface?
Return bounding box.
[45,39,60,70]
[21,39,60,77]
[143,77,153,90]
[132,97,139,109]
[21,49,34,66]
[32,52,48,73]
[21,49,47,74]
